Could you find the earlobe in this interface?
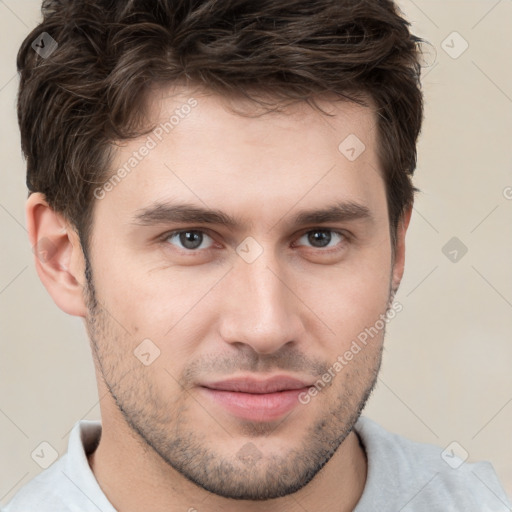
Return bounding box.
[26,192,88,317]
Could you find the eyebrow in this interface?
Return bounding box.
[132,200,373,230]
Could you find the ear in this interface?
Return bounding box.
[391,203,413,296]
[26,192,88,317]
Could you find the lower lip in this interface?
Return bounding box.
[200,387,309,422]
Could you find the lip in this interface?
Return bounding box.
[199,375,313,422]
[201,375,313,394]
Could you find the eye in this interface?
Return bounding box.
[295,229,346,249]
[164,230,215,251]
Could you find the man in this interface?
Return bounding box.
[4,0,511,511]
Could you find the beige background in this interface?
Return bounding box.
[1,0,511,506]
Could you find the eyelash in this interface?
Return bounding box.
[160,228,350,254]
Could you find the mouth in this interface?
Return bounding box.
[199,375,313,422]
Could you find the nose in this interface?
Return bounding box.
[218,251,305,355]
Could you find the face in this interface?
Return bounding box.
[83,87,401,500]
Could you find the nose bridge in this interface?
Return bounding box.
[219,247,302,354]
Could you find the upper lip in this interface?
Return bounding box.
[201,376,313,394]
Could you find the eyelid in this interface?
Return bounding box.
[297,226,350,238]
[160,227,215,240]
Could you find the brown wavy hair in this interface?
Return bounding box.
[17,0,423,253]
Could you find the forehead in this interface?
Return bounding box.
[146,85,378,156]
[96,85,386,230]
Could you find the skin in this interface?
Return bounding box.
[27,86,412,512]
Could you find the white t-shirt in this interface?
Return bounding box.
[3,416,511,511]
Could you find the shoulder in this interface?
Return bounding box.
[354,416,512,512]
[2,456,71,511]
[2,420,110,512]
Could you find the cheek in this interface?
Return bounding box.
[93,254,224,350]
[298,246,392,334]
[91,225,392,353]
